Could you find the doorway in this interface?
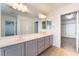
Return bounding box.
[61,12,77,51]
[34,21,38,33]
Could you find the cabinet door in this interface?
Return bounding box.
[49,35,53,46]
[3,43,24,56]
[0,48,5,56]
[44,36,50,49]
[27,40,37,56]
[37,37,44,54]
[0,49,2,56]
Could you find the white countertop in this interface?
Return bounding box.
[0,32,53,48]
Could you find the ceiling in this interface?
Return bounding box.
[1,3,70,18]
[27,3,70,15]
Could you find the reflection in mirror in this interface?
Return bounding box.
[42,21,46,29]
[1,13,17,37]
[47,21,52,29]
[1,3,35,37]
[34,21,38,33]
[1,4,18,37]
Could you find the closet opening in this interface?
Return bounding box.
[61,11,77,52]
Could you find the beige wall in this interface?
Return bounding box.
[47,4,79,48]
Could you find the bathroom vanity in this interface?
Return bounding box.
[0,32,53,56]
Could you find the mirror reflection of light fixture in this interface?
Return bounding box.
[38,13,46,19]
[12,4,17,9]
[17,3,23,11]
[6,3,29,13]
[65,14,74,19]
[22,5,29,12]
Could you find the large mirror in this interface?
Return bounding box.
[0,3,52,37]
[0,3,35,37]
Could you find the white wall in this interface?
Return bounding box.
[47,4,79,48]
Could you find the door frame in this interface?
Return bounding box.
[60,11,78,52]
[34,21,38,33]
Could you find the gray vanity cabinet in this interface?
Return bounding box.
[0,35,53,56]
[44,36,50,49]
[0,48,4,56]
[1,43,24,56]
[49,35,53,46]
[26,40,37,56]
[37,37,45,54]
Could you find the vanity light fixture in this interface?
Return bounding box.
[12,4,18,9]
[7,3,29,13]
